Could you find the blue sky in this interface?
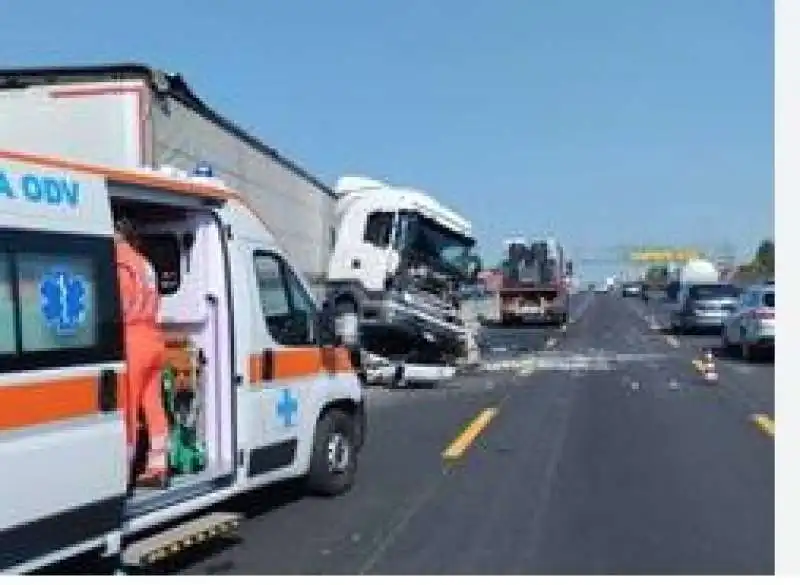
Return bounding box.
[1,0,773,280]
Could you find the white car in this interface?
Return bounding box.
[721,283,775,360]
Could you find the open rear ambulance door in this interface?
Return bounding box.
[0,156,129,573]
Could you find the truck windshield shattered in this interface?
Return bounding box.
[403,213,476,278]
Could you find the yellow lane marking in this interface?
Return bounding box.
[442,408,499,460]
[664,335,680,348]
[750,414,775,437]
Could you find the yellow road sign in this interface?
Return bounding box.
[629,249,701,263]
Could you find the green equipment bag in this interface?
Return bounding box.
[162,367,206,475]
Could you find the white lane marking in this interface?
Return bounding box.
[646,314,667,332]
[629,303,649,321]
[481,351,669,374]
[569,296,594,322]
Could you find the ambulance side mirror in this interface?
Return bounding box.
[316,300,338,346]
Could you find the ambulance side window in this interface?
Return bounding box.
[0,252,16,355]
[17,253,99,351]
[253,251,315,347]
[0,230,123,375]
[284,264,318,344]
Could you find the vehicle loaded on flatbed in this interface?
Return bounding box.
[483,238,572,327]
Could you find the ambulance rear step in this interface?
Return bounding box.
[121,511,241,568]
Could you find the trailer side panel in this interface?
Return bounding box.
[0,83,143,167]
[148,95,335,299]
[0,68,336,300]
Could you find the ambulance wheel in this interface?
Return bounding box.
[307,409,357,497]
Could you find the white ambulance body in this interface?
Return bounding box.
[0,150,365,574]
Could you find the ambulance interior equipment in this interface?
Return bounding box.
[111,198,234,506]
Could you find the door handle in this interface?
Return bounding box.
[98,369,118,412]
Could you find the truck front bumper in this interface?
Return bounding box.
[361,297,472,363]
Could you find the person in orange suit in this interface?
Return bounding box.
[114,217,170,488]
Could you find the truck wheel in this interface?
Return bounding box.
[307,409,358,497]
[334,300,360,347]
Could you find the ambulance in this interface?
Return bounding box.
[0,149,365,574]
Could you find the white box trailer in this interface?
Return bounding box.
[0,63,336,298]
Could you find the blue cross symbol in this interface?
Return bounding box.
[39,268,87,336]
[276,388,298,427]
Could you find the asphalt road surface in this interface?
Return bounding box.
[166,291,773,576]
[46,291,772,575]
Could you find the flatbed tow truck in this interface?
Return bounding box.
[483,238,572,327]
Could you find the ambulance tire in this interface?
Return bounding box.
[307,409,358,497]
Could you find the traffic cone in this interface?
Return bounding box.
[700,349,718,383]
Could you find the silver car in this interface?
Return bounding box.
[721,283,775,360]
[670,283,740,333]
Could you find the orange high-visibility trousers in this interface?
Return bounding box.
[116,239,169,479]
[125,326,169,475]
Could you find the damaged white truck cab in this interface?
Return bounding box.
[325,177,480,371]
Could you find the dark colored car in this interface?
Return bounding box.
[665,280,681,302]
[670,283,740,333]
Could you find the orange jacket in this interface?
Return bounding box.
[115,239,161,331]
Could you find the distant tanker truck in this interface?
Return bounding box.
[665,258,720,301]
